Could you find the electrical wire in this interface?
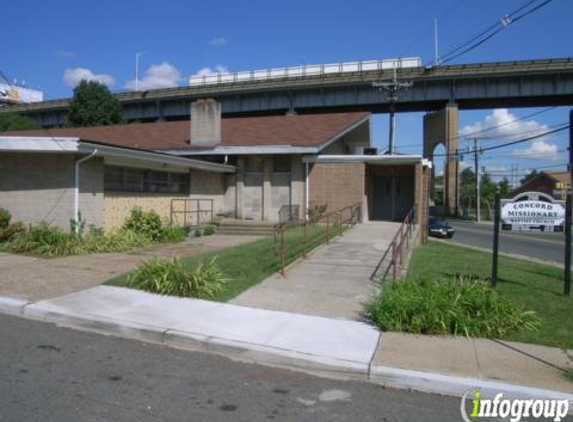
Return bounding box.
[435,0,555,65]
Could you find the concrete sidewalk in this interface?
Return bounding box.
[231,222,401,320]
[0,234,260,301]
[2,285,572,402]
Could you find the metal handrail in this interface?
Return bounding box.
[170,198,214,227]
[369,207,416,282]
[274,203,362,276]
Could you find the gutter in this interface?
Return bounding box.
[74,149,98,231]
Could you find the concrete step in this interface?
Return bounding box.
[217,220,276,236]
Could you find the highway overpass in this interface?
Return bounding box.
[2,57,573,127]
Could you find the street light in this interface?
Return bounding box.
[135,52,147,91]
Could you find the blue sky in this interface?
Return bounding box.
[2,0,572,182]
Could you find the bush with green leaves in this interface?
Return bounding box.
[159,225,190,242]
[0,208,24,243]
[123,208,163,241]
[127,257,228,298]
[365,276,541,338]
[203,225,216,236]
[194,228,203,237]
[6,222,151,257]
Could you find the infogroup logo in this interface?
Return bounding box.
[460,389,571,422]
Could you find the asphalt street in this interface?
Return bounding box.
[447,220,566,265]
[0,314,474,422]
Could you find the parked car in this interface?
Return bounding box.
[428,217,455,238]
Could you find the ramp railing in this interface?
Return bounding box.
[170,199,214,227]
[370,207,416,282]
[274,203,361,276]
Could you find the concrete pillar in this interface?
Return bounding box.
[263,156,272,221]
[290,155,304,221]
[236,157,245,219]
[423,103,458,215]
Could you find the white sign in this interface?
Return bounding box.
[501,192,565,231]
[0,82,43,104]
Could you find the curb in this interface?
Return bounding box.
[0,296,31,316]
[2,297,572,403]
[370,365,573,403]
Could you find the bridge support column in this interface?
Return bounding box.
[423,103,459,215]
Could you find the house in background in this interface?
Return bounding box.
[0,99,431,232]
[510,171,569,201]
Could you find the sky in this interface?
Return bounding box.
[2,0,572,183]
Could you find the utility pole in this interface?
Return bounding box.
[565,109,572,296]
[472,138,482,222]
[372,66,412,154]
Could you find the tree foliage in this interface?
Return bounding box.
[0,113,38,132]
[498,177,512,198]
[67,80,123,127]
[520,169,539,186]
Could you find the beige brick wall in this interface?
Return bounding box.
[308,162,365,215]
[0,153,103,230]
[103,193,190,231]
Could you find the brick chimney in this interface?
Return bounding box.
[190,99,221,147]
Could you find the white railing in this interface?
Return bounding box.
[188,57,421,86]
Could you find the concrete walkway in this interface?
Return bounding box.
[231,222,401,320]
[2,286,572,402]
[0,234,260,302]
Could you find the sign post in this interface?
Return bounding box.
[492,192,500,289]
[565,193,571,296]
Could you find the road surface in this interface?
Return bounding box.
[447,220,565,265]
[0,314,472,422]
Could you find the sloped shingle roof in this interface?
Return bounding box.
[2,112,369,151]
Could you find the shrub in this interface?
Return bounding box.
[203,225,216,236]
[0,208,11,229]
[0,209,24,243]
[308,204,327,223]
[5,222,151,256]
[123,208,163,240]
[159,225,190,242]
[127,257,228,298]
[365,276,541,338]
[194,228,203,237]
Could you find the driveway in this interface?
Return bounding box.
[0,234,260,302]
[230,222,401,321]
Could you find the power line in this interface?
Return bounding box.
[433,124,570,157]
[434,0,555,65]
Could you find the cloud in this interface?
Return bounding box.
[209,37,227,47]
[63,67,114,87]
[125,62,182,90]
[511,140,560,160]
[460,108,549,141]
[194,65,229,77]
[189,65,229,82]
[57,50,76,59]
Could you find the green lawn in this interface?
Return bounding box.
[106,224,331,302]
[407,241,572,349]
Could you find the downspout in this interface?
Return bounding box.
[74,149,98,231]
[305,161,309,221]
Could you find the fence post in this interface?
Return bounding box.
[280,229,286,276]
[303,222,308,258]
[392,241,397,279]
[197,200,202,227]
[326,215,330,244]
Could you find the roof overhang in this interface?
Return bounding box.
[302,154,432,168]
[0,136,236,173]
[157,145,320,156]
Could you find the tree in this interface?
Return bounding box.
[520,169,539,186]
[0,113,38,132]
[459,167,475,209]
[479,172,497,208]
[67,80,123,127]
[498,177,512,198]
